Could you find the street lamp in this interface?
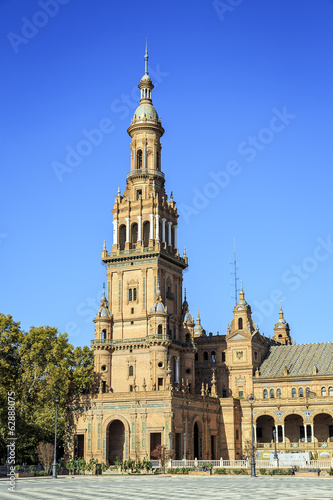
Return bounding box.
[247,393,256,478]
[272,428,278,460]
[183,432,187,460]
[52,394,60,479]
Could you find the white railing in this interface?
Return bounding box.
[168,459,333,469]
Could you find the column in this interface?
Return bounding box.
[253,424,257,443]
[174,225,178,250]
[282,424,285,443]
[311,423,314,443]
[125,218,130,243]
[137,216,142,242]
[149,214,154,240]
[175,357,180,383]
[113,220,118,245]
[162,218,166,244]
[303,424,307,443]
[155,215,160,241]
[168,222,172,246]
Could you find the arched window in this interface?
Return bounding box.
[119,225,126,250]
[101,329,106,340]
[203,351,208,361]
[128,288,136,301]
[306,387,310,396]
[137,149,142,169]
[263,389,268,399]
[270,389,275,398]
[158,324,163,336]
[129,365,133,377]
[292,388,297,398]
[321,387,327,397]
[299,387,304,397]
[238,318,243,330]
[131,223,138,247]
[329,387,333,397]
[143,221,150,247]
[185,333,191,344]
[211,351,216,362]
[276,388,281,398]
[195,353,198,361]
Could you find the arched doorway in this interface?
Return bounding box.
[313,413,333,443]
[143,221,150,247]
[284,414,304,444]
[193,422,202,459]
[256,415,275,444]
[108,420,125,464]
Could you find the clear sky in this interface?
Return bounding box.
[1,0,333,348]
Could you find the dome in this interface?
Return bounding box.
[238,299,247,306]
[133,103,158,121]
[277,318,286,324]
[155,302,165,312]
[184,312,192,322]
[100,308,109,317]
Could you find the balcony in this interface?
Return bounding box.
[126,169,165,180]
[91,334,196,349]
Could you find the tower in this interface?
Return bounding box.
[94,44,194,394]
[272,303,292,345]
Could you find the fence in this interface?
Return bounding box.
[168,458,333,469]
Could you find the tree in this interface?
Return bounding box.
[151,444,171,472]
[0,314,95,465]
[0,314,24,463]
[35,442,54,474]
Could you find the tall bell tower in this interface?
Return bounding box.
[94,45,195,395]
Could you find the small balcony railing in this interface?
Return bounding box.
[127,169,165,179]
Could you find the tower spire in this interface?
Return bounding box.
[144,38,149,76]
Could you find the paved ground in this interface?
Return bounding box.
[1,475,333,500]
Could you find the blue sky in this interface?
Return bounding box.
[1,0,333,348]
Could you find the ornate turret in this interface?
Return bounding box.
[273,302,293,345]
[194,308,204,337]
[229,282,255,336]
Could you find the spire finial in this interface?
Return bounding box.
[280,301,283,313]
[144,38,149,75]
[117,186,121,196]
[103,240,106,251]
[184,288,187,301]
[103,282,105,298]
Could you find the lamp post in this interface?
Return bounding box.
[183,432,187,461]
[247,393,256,478]
[52,394,60,479]
[272,428,278,460]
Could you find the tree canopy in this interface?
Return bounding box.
[0,313,94,464]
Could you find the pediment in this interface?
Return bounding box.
[229,333,248,340]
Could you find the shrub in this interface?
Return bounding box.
[214,468,227,475]
[259,468,267,475]
[233,469,248,475]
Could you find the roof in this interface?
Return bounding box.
[258,342,333,378]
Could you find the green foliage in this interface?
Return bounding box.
[85,457,98,471]
[100,462,107,472]
[142,458,152,470]
[214,468,227,475]
[232,468,248,475]
[0,313,94,464]
[329,468,333,476]
[14,465,23,472]
[268,468,293,475]
[114,457,123,467]
[167,467,189,474]
[259,468,267,475]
